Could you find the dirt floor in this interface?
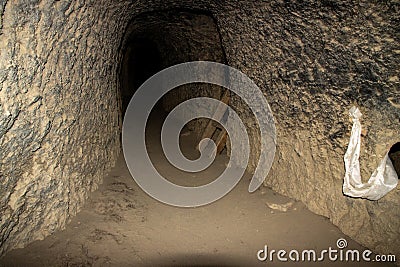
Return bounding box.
[0,110,396,267]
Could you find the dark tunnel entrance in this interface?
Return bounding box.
[120,37,162,114]
[118,9,230,186]
[119,9,228,119]
[389,142,400,177]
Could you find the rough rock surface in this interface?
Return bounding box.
[0,0,127,255]
[0,0,399,261]
[216,1,400,259]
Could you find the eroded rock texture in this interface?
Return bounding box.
[0,0,399,260]
[0,0,127,255]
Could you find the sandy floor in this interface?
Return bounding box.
[0,111,394,267]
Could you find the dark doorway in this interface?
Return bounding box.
[120,37,162,115]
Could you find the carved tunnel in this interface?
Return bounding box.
[0,0,399,262]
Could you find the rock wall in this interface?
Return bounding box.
[0,0,399,261]
[216,1,400,258]
[0,0,130,255]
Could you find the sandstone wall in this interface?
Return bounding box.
[0,0,130,255]
[216,0,400,258]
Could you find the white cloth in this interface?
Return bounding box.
[343,106,398,200]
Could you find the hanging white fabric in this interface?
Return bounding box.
[343,106,398,200]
